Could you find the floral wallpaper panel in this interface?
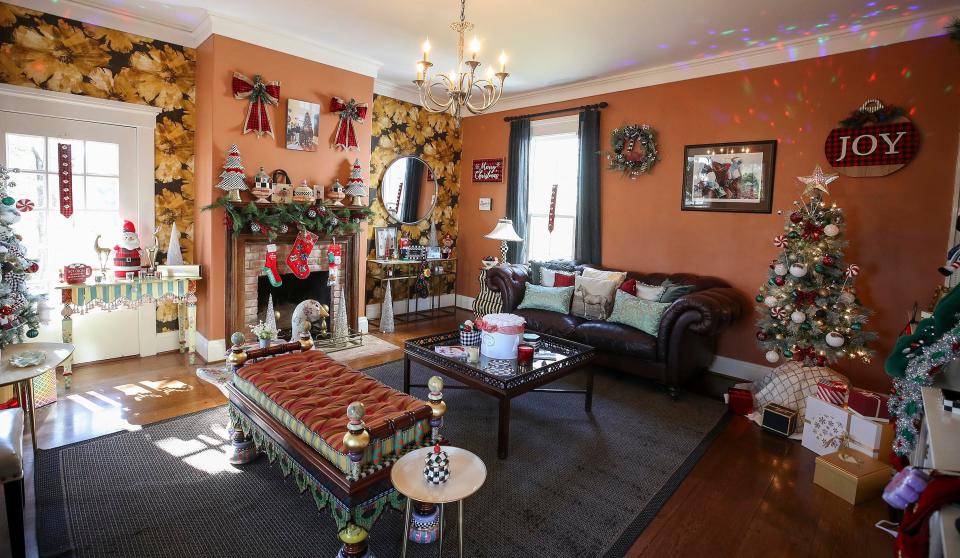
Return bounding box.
[367,95,461,305]
[0,2,195,332]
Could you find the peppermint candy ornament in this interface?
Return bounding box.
[15,199,34,212]
[773,235,788,248]
[771,306,788,319]
[845,264,860,277]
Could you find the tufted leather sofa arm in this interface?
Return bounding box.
[485,264,530,312]
[656,287,744,363]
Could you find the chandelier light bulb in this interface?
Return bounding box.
[422,40,431,60]
[470,37,481,59]
[498,51,508,72]
[485,66,494,79]
[416,62,425,80]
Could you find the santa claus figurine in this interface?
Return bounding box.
[113,220,142,279]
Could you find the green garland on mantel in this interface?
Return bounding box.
[203,196,373,241]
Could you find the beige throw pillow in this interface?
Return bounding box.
[635,282,666,301]
[582,267,627,285]
[571,275,619,320]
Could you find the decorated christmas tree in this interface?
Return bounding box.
[0,165,43,348]
[217,144,248,202]
[755,165,877,367]
[343,158,367,205]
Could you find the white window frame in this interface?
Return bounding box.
[0,83,166,357]
[527,115,580,262]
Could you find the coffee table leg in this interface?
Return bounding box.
[402,496,411,558]
[403,356,411,393]
[585,369,595,413]
[498,398,511,459]
[458,499,464,558]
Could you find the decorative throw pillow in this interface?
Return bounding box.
[619,278,637,296]
[608,290,672,336]
[553,272,575,287]
[541,268,576,287]
[582,267,627,285]
[529,259,578,285]
[571,275,619,320]
[635,282,666,302]
[517,283,574,314]
[660,279,695,303]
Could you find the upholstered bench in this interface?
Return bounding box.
[223,334,447,558]
[0,408,25,558]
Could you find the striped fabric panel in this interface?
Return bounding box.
[473,269,503,318]
[233,374,428,476]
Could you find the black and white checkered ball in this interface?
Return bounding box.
[423,447,450,485]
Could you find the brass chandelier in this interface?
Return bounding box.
[413,0,510,124]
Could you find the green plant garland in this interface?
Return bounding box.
[203,197,373,241]
[605,124,659,178]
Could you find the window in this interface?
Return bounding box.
[526,116,580,262]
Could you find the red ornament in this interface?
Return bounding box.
[790,212,802,223]
[25,262,38,273]
[0,305,11,316]
[756,331,768,341]
[822,254,835,266]
[816,355,826,367]
[774,276,785,286]
[812,231,821,241]
[15,199,34,212]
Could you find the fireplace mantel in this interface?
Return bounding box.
[226,231,361,340]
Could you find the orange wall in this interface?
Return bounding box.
[458,37,960,391]
[194,35,374,343]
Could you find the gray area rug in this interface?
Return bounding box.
[37,361,727,558]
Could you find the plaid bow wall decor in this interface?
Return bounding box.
[232,73,281,138]
[330,97,368,151]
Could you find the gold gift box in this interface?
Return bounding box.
[813,450,893,505]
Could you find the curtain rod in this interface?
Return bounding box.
[503,102,608,122]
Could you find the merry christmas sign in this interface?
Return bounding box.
[472,158,504,183]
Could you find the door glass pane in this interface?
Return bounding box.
[527,215,576,262]
[7,172,46,209]
[85,141,119,176]
[47,174,86,210]
[48,138,84,174]
[86,176,119,210]
[5,133,45,171]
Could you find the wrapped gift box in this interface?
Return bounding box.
[813,450,893,504]
[847,413,894,461]
[801,396,851,455]
[847,388,890,420]
[815,380,848,406]
[727,387,753,415]
[761,403,797,436]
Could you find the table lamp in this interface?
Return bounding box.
[484,218,523,264]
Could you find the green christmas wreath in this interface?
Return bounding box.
[605,124,659,178]
[203,196,373,241]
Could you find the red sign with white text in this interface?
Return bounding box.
[472,158,504,182]
[824,122,918,167]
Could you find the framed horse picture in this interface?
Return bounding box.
[681,140,777,213]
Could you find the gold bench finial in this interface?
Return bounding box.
[427,375,446,444]
[225,332,247,370]
[342,401,370,481]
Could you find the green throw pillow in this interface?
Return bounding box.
[660,279,695,303]
[517,283,574,314]
[608,289,671,336]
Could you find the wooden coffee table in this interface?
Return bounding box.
[404,331,595,459]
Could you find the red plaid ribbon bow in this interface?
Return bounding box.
[330,97,368,150]
[232,73,281,138]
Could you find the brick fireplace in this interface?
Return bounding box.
[226,231,360,341]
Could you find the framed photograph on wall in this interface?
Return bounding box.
[286,99,321,151]
[374,227,398,260]
[681,140,777,213]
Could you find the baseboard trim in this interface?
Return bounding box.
[708,355,771,383]
[196,332,226,363]
[455,294,475,311]
[366,294,456,319]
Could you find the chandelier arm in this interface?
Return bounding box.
[419,81,456,113]
[464,81,500,113]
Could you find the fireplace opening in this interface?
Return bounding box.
[257,271,330,340]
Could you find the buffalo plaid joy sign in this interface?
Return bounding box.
[824,122,918,168]
[472,158,504,182]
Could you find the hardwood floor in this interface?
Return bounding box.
[8,309,894,557]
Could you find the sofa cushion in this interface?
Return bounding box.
[517,283,574,314]
[515,308,585,337]
[608,289,671,336]
[571,275,619,320]
[574,321,658,359]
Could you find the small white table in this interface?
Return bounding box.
[0,343,74,452]
[390,446,486,558]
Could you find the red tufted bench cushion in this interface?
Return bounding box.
[233,350,431,475]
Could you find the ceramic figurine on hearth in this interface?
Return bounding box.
[441,234,454,259]
[293,180,315,204]
[325,179,346,207]
[113,220,142,279]
[343,159,367,206]
[251,167,273,204]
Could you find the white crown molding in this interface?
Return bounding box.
[481,4,960,115]
[373,80,423,106]
[0,83,160,128]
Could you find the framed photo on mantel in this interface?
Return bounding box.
[681,140,777,213]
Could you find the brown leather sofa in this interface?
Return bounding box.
[485,263,743,397]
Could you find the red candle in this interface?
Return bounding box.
[517,345,534,365]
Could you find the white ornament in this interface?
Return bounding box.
[765,350,781,363]
[774,263,788,276]
[791,310,806,324]
[789,263,808,278]
[824,224,840,237]
[825,332,846,347]
[838,291,855,305]
[763,295,778,307]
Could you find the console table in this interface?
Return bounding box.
[368,258,457,327]
[55,276,200,388]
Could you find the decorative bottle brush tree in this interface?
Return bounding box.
[754,165,877,367]
[0,165,43,347]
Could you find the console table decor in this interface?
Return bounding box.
[56,276,200,388]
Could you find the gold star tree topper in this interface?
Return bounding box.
[797,165,839,197]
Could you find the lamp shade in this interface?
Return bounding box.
[484,219,522,242]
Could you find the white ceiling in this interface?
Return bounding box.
[15,0,960,109]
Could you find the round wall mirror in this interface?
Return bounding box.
[378,156,438,224]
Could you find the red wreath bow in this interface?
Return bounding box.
[802,220,824,240]
[794,290,817,307]
[232,73,281,138]
[330,97,368,150]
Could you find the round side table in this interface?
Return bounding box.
[390,446,486,558]
[0,342,74,453]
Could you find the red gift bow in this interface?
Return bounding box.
[330,97,368,150]
[232,73,280,138]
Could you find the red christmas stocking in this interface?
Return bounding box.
[263,244,281,287]
[287,231,318,279]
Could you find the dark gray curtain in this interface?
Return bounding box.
[505,119,530,263]
[575,108,601,264]
[401,159,423,223]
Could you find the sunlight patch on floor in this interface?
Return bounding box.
[64,393,142,433]
[154,424,242,475]
[86,391,121,407]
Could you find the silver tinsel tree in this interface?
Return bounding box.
[379,280,395,333]
[264,294,278,340]
[331,283,348,344]
[0,165,44,348]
